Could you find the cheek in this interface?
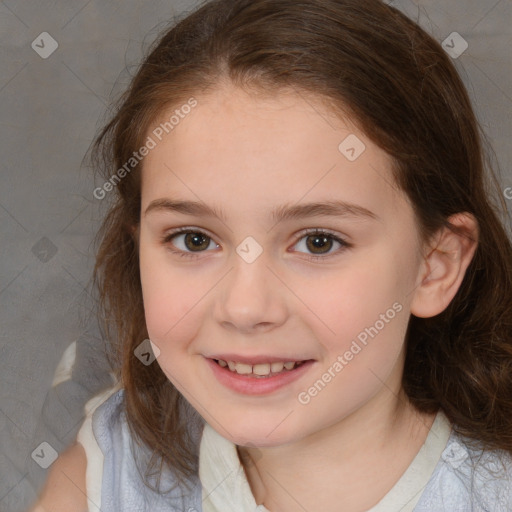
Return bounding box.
[139,244,202,348]
[309,258,407,347]
[300,247,414,405]
[294,266,409,426]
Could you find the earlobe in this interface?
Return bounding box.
[410,213,479,318]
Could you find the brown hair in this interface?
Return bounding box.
[91,0,512,490]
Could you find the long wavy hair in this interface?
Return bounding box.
[90,0,512,491]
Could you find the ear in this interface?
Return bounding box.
[410,212,479,318]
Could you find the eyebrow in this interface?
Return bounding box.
[144,198,378,223]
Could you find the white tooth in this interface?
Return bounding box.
[283,361,296,370]
[253,363,271,376]
[227,361,236,371]
[218,359,228,367]
[270,362,285,373]
[235,362,253,374]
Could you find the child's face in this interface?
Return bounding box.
[139,84,426,447]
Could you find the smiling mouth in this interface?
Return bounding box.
[213,358,310,378]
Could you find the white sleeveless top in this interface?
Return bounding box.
[77,386,454,512]
[198,411,453,512]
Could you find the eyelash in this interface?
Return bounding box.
[161,227,352,262]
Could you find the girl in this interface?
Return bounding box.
[32,0,512,510]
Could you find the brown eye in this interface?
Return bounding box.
[163,229,219,257]
[182,232,211,251]
[305,234,335,254]
[292,229,350,260]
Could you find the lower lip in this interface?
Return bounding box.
[205,358,315,395]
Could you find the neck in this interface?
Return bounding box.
[239,388,436,512]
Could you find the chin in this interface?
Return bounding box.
[216,416,303,448]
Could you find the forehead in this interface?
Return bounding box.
[141,84,407,223]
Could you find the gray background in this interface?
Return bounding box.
[0,1,510,511]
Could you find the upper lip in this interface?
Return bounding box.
[206,354,313,365]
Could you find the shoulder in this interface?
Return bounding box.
[416,431,512,511]
[28,442,88,512]
[87,387,203,511]
[28,386,122,512]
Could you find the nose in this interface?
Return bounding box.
[213,251,288,335]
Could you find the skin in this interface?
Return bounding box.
[137,82,478,511]
[28,443,88,512]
